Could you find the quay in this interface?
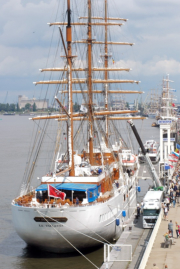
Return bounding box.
[142,204,180,269]
[100,166,155,269]
[100,161,180,269]
[100,215,152,269]
[100,202,179,269]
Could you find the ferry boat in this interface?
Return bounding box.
[3,112,15,116]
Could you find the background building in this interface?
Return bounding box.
[18,95,49,109]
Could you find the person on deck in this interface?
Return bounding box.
[75,197,79,205]
[126,169,130,177]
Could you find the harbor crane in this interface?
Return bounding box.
[127,119,162,187]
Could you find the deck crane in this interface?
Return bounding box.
[127,119,162,187]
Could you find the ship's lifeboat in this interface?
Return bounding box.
[122,154,137,164]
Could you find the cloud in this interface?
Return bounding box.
[0,0,58,47]
[1,0,180,102]
[114,58,180,77]
[0,45,50,77]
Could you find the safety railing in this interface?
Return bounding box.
[138,209,163,269]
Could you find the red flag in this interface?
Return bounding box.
[169,159,178,163]
[169,165,174,168]
[169,154,178,159]
[48,185,66,200]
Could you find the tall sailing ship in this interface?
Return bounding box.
[148,89,159,119]
[159,75,177,121]
[12,0,145,253]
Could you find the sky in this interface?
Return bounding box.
[0,0,180,104]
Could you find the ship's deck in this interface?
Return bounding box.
[13,191,113,208]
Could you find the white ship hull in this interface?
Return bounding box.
[12,186,137,253]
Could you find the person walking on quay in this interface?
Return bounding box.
[137,203,141,218]
[176,189,180,203]
[174,183,178,192]
[173,195,176,208]
[170,189,174,204]
[165,196,170,211]
[178,224,180,236]
[141,201,143,214]
[175,222,179,239]
[151,263,159,269]
[164,205,168,221]
[168,220,173,237]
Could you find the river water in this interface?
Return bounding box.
[0,115,159,269]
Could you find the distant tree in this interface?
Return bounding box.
[126,102,130,109]
[9,103,15,112]
[0,103,6,111]
[25,103,31,110]
[33,103,37,112]
[16,103,20,112]
[6,103,10,112]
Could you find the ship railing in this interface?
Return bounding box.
[18,202,102,208]
[13,197,112,208]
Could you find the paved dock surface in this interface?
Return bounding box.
[145,204,180,269]
[101,215,151,269]
[100,167,155,269]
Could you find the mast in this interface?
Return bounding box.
[104,0,109,146]
[32,2,146,169]
[166,74,170,118]
[67,0,75,176]
[87,0,94,164]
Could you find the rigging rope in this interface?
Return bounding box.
[37,210,105,245]
[37,210,99,269]
[65,211,111,245]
